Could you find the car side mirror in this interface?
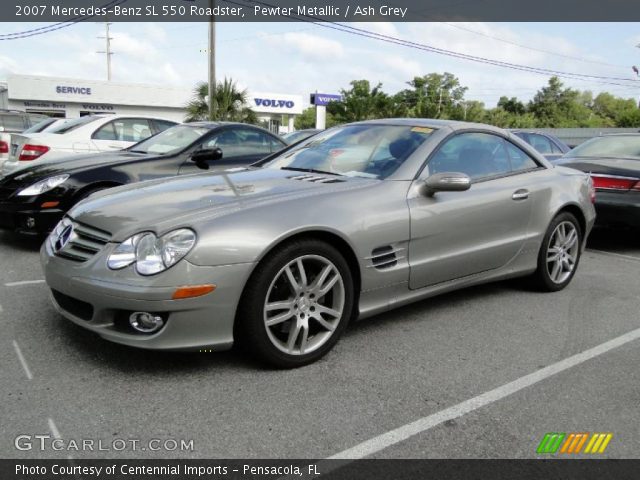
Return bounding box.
[191,147,223,165]
[420,172,471,197]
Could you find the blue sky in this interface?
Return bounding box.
[1,22,639,108]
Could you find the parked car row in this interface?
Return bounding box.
[3,114,637,367]
[2,114,178,176]
[0,118,598,368]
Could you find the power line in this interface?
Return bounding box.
[440,22,629,70]
[226,0,640,89]
[0,0,127,40]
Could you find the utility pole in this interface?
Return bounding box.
[97,22,113,81]
[207,0,216,120]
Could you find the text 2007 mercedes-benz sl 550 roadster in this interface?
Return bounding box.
[41,119,596,368]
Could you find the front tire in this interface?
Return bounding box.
[531,212,582,292]
[237,239,354,368]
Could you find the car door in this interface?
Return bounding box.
[91,118,154,152]
[408,131,539,289]
[178,126,285,175]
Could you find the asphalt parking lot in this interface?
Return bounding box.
[1,227,638,460]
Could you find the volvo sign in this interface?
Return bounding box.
[310,93,342,106]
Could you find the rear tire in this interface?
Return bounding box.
[236,239,354,368]
[530,212,582,292]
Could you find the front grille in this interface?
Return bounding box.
[53,218,112,263]
[52,289,94,321]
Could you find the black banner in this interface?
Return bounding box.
[3,459,640,480]
[4,0,640,22]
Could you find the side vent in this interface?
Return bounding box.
[367,245,405,270]
[287,174,344,184]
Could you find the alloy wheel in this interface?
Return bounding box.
[546,221,579,284]
[263,255,345,356]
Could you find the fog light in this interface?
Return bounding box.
[129,312,164,333]
[26,217,36,229]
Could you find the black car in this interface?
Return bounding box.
[0,122,287,235]
[556,134,640,229]
[511,130,571,162]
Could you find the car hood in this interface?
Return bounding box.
[68,168,375,241]
[556,156,640,177]
[4,151,156,183]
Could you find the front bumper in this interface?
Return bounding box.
[0,201,63,235]
[41,239,255,351]
[595,191,640,229]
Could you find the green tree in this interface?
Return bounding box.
[328,80,393,122]
[450,100,486,122]
[497,96,526,115]
[185,78,257,123]
[396,73,468,119]
[294,106,339,129]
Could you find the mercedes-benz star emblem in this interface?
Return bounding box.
[54,225,74,252]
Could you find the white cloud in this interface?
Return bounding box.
[271,32,345,60]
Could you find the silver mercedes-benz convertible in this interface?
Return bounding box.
[41,119,596,367]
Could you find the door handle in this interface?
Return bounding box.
[512,189,529,200]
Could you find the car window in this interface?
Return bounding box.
[429,132,511,181]
[51,116,100,134]
[565,135,640,159]
[504,141,540,172]
[23,118,57,134]
[204,128,275,159]
[153,119,178,132]
[265,124,434,179]
[93,118,153,142]
[528,134,554,154]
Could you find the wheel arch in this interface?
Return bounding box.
[239,228,362,322]
[72,181,123,203]
[554,203,587,239]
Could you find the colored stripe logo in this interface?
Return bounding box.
[537,433,613,454]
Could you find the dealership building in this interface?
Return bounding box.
[0,74,303,133]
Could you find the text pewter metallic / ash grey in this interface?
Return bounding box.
[41,119,596,368]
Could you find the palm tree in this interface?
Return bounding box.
[184,78,257,124]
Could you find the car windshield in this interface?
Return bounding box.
[49,116,100,134]
[23,118,57,134]
[128,125,210,155]
[565,135,640,160]
[265,124,434,178]
[282,130,317,144]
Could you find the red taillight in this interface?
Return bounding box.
[0,141,8,154]
[591,175,639,191]
[18,144,50,161]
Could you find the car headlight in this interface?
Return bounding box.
[107,229,197,275]
[106,233,144,270]
[17,174,69,196]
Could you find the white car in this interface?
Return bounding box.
[2,114,177,176]
[0,111,48,171]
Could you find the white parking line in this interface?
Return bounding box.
[12,340,33,381]
[4,280,45,287]
[588,249,640,262]
[328,326,640,459]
